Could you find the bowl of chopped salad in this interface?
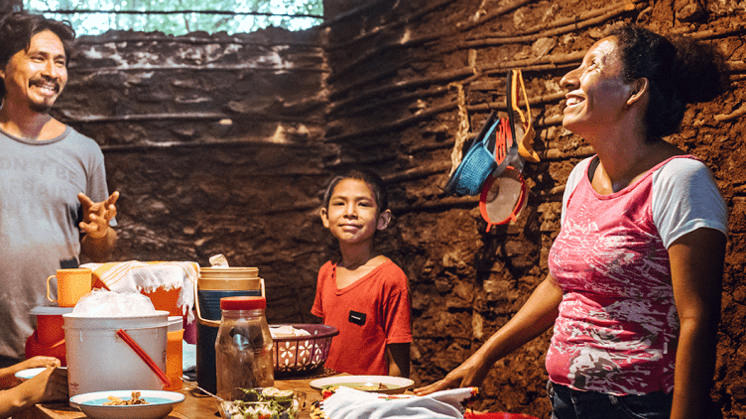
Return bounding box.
[218,387,301,419]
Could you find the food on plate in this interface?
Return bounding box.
[219,387,299,419]
[324,382,392,392]
[310,400,329,419]
[103,391,149,405]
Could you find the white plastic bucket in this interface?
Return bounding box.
[63,311,169,396]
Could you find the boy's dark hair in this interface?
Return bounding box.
[322,169,389,212]
[608,24,727,140]
[0,12,75,100]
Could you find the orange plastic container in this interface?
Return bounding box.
[165,316,184,390]
[143,286,182,316]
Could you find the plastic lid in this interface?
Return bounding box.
[220,296,266,310]
[30,306,74,316]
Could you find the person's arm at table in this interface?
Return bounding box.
[0,357,66,417]
[387,343,410,377]
[414,274,562,395]
[668,228,725,419]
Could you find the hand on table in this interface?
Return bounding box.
[10,356,60,376]
[17,357,67,403]
[413,355,489,396]
[78,191,119,239]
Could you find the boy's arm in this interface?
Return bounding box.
[386,342,410,377]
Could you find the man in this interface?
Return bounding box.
[0,12,119,365]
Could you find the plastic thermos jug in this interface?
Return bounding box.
[195,267,264,394]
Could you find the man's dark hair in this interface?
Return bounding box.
[0,12,75,100]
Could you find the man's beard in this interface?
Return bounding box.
[29,101,54,113]
[28,77,61,113]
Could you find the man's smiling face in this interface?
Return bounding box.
[0,29,68,113]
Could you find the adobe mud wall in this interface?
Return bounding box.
[43,0,746,416]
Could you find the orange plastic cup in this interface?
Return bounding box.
[46,268,92,307]
[165,316,184,390]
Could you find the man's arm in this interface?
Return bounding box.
[78,191,118,262]
[80,226,117,262]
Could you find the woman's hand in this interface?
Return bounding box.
[414,275,563,396]
[414,352,490,395]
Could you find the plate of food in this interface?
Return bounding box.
[218,387,301,419]
[309,375,414,395]
[69,390,184,419]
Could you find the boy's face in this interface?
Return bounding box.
[0,30,68,113]
[320,178,390,245]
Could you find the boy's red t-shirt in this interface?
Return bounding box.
[311,258,412,375]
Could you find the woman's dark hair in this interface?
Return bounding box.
[608,24,727,139]
[322,169,389,212]
[0,12,75,100]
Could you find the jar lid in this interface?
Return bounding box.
[220,296,266,310]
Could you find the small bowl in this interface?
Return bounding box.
[14,367,46,381]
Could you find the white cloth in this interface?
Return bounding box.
[562,156,727,248]
[81,261,198,320]
[321,386,477,419]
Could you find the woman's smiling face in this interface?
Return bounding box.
[560,37,634,138]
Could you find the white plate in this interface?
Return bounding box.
[69,390,184,419]
[309,375,414,394]
[14,367,46,380]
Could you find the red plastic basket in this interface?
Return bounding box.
[271,324,338,375]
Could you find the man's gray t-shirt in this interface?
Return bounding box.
[0,126,111,358]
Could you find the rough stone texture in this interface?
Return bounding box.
[40,0,746,416]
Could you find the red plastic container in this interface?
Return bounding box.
[25,306,73,365]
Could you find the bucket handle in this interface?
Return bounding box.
[194,276,266,327]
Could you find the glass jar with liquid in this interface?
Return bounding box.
[215,296,274,400]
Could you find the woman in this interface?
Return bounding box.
[415,25,727,419]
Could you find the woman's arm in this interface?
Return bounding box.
[668,228,726,419]
[414,274,562,395]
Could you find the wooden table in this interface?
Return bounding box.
[17,377,324,419]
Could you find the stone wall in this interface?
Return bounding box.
[321,0,746,416]
[51,0,746,416]
[58,27,332,322]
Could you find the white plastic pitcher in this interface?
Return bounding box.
[63,311,169,396]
